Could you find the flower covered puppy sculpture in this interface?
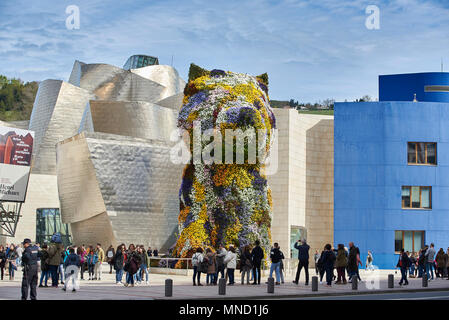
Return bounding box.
[173,64,276,264]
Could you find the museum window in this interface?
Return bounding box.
[290,226,307,258]
[401,186,431,209]
[36,208,72,247]
[407,142,437,165]
[395,230,425,254]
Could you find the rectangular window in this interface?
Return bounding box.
[395,231,425,254]
[407,142,437,165]
[401,186,431,209]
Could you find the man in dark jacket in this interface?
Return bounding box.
[397,248,411,286]
[251,240,264,285]
[347,242,360,282]
[114,247,125,284]
[268,243,283,285]
[293,239,310,285]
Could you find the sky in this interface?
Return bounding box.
[1,0,449,102]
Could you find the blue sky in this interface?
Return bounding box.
[1,0,449,102]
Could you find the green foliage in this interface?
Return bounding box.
[298,109,334,115]
[187,63,210,82]
[256,73,269,86]
[0,75,38,121]
[270,100,290,108]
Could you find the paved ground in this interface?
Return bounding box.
[1,264,448,300]
[289,290,449,300]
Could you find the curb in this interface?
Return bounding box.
[155,286,449,300]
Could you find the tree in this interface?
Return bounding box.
[355,95,372,102]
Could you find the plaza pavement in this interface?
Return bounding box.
[0,264,448,300]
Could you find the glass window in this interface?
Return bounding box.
[417,143,425,164]
[427,143,436,164]
[414,231,424,252]
[402,186,431,209]
[290,226,307,258]
[395,231,403,252]
[407,143,416,163]
[404,231,413,252]
[402,187,410,208]
[411,186,420,208]
[407,142,437,165]
[36,208,72,247]
[395,231,425,253]
[421,187,431,208]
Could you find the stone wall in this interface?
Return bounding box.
[268,109,334,264]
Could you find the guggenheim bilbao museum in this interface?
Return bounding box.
[0,55,333,261]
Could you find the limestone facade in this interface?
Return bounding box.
[268,109,334,265]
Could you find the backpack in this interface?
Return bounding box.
[199,260,209,273]
[51,233,62,244]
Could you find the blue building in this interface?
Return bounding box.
[334,72,449,269]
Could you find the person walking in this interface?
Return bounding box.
[425,243,436,280]
[335,244,347,284]
[139,245,150,285]
[397,248,411,286]
[279,246,285,284]
[0,245,6,281]
[205,248,217,286]
[94,243,104,281]
[38,244,49,287]
[192,247,204,286]
[418,248,426,278]
[268,243,282,285]
[251,240,264,285]
[446,248,449,280]
[215,244,227,282]
[21,239,39,300]
[76,246,87,280]
[47,234,64,287]
[224,246,237,286]
[86,246,98,280]
[435,248,447,278]
[314,250,320,275]
[58,249,66,285]
[113,244,125,285]
[321,244,336,287]
[62,248,80,292]
[240,245,252,285]
[366,250,374,271]
[292,239,310,285]
[347,242,358,283]
[106,245,115,274]
[6,244,17,281]
[124,248,140,287]
[409,252,417,278]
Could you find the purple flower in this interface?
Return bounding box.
[211,69,226,77]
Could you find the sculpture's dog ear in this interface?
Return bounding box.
[188,63,210,82]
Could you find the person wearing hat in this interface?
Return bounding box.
[21,239,39,300]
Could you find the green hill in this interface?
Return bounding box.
[0,75,38,121]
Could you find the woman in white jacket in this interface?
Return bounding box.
[224,246,237,285]
[192,247,204,286]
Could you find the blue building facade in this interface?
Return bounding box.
[334,72,449,269]
[380,72,449,103]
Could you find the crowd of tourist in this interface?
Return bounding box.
[188,239,449,288]
[0,240,160,289]
[3,235,449,291]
